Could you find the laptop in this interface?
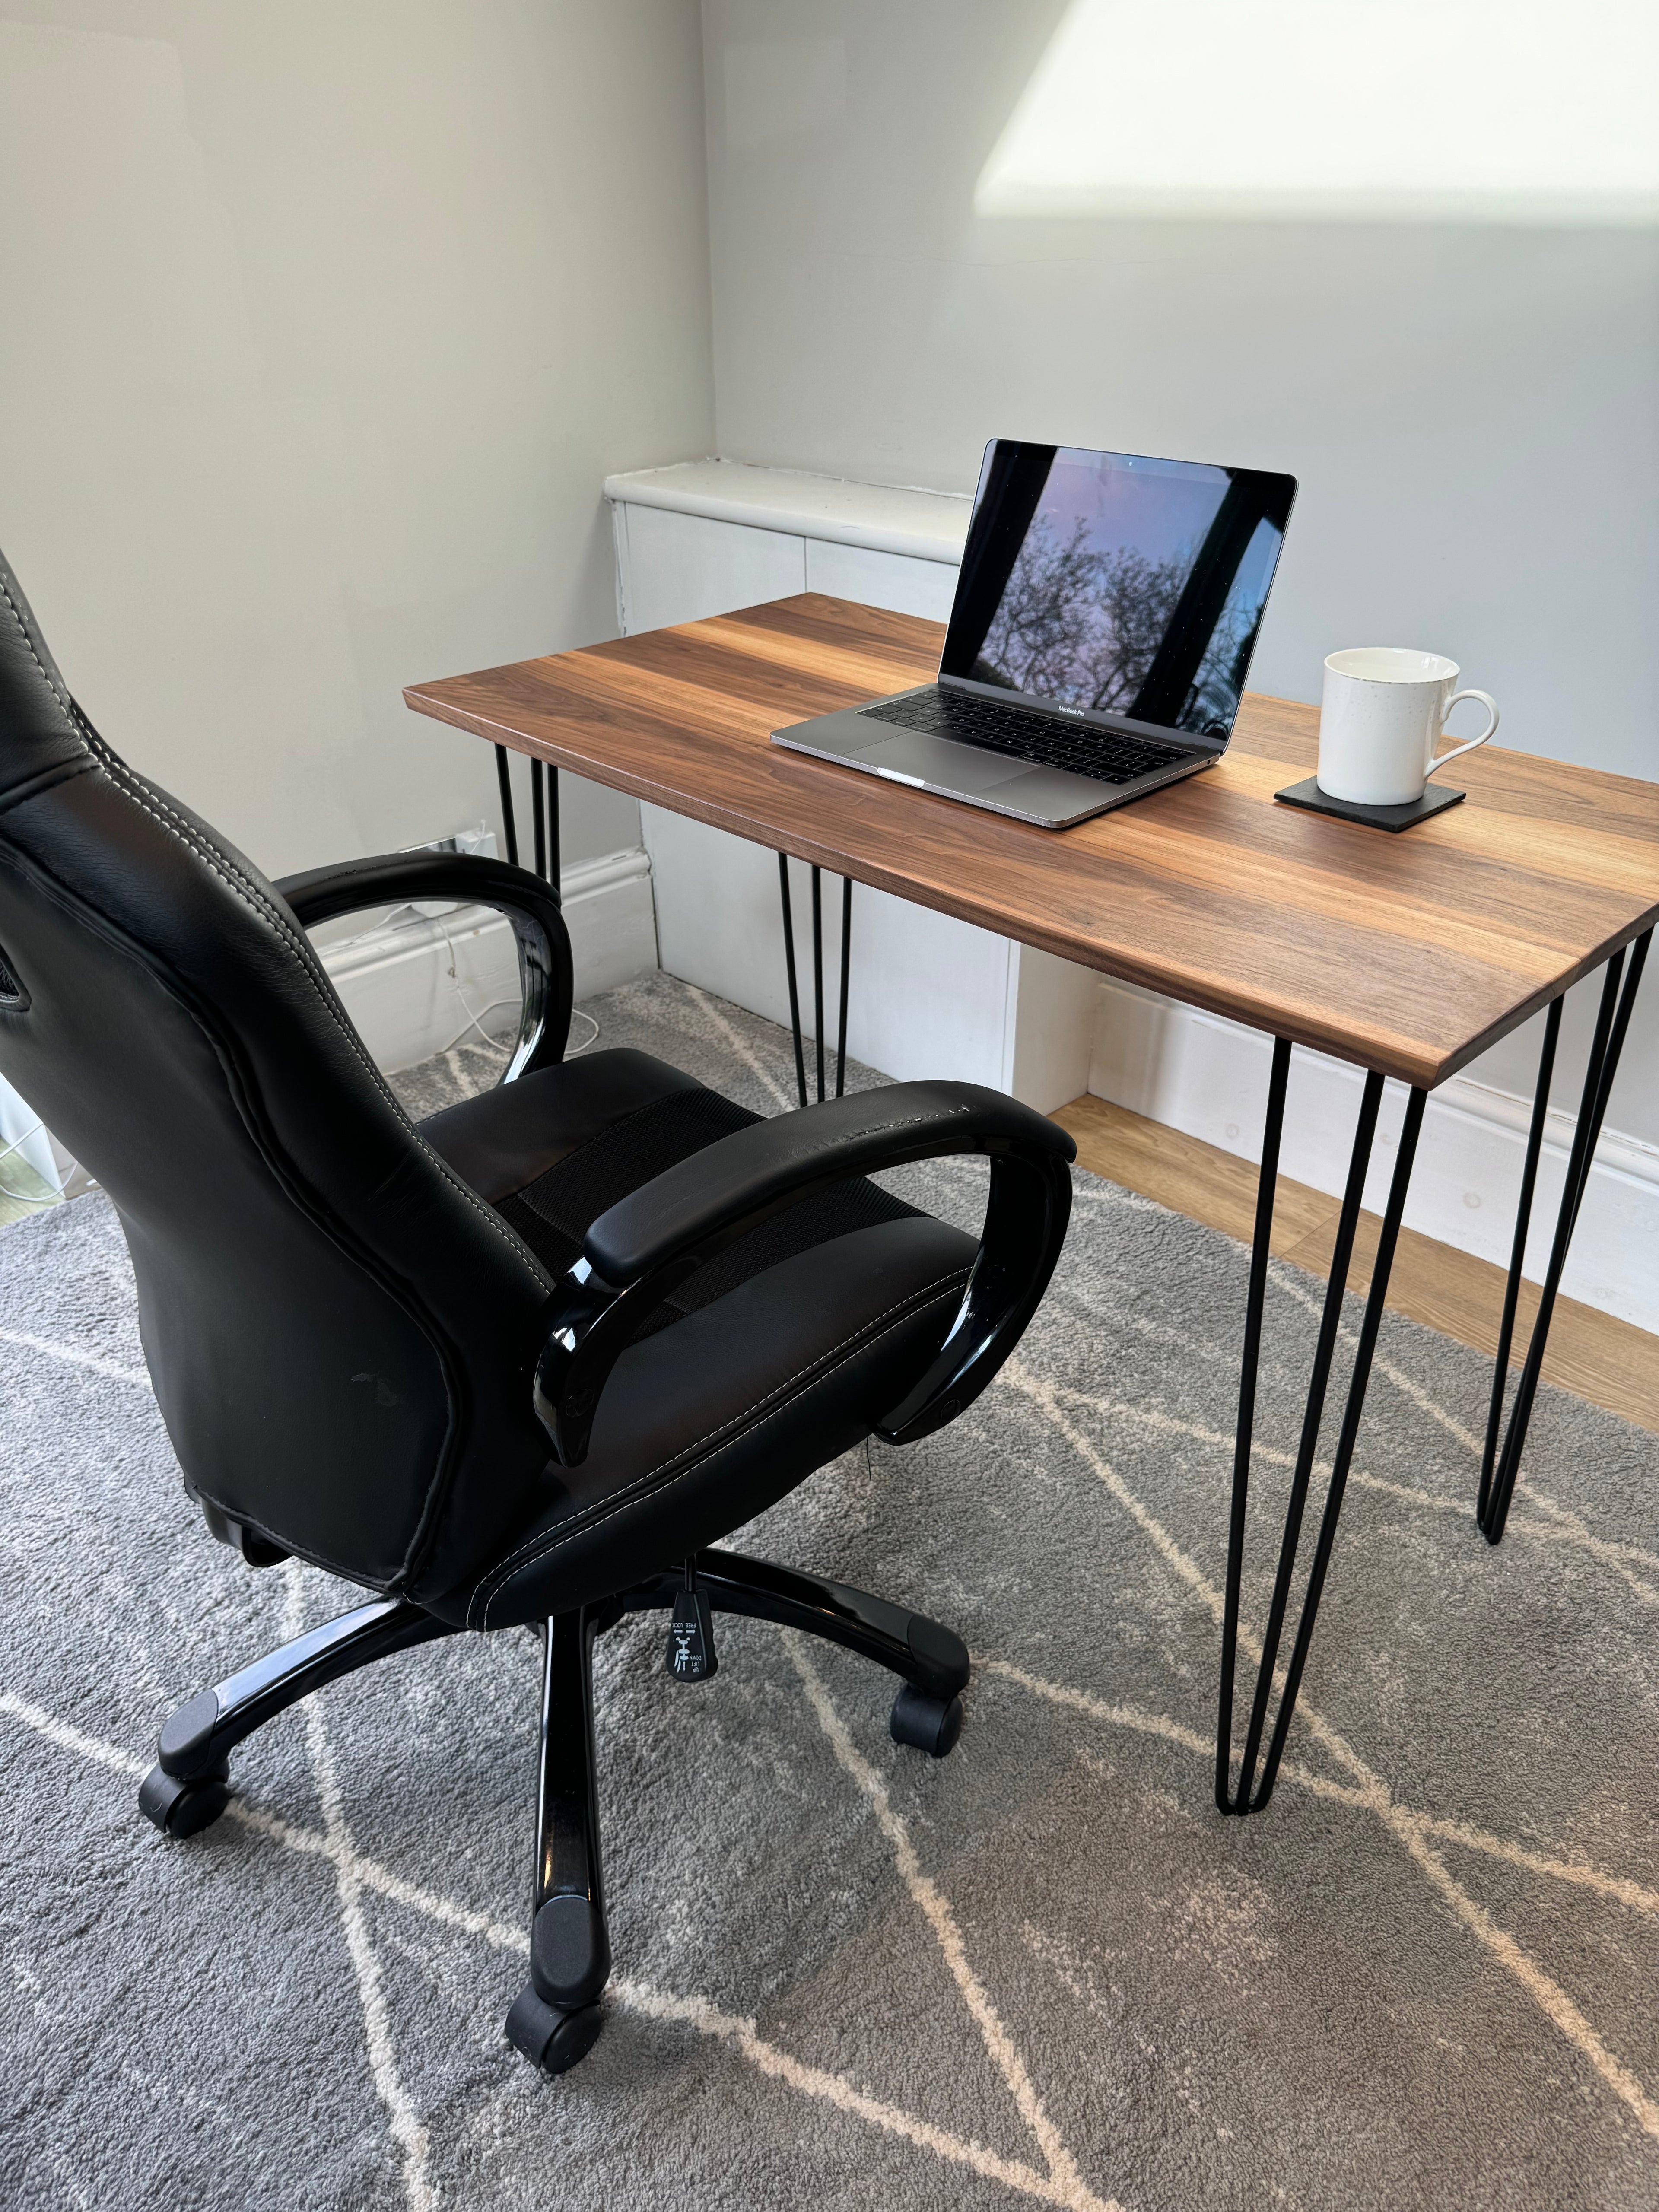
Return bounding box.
[771,439,1297,828]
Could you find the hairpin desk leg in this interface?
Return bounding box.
[555,769,570,889]
[547,764,560,892]
[1217,1044,1427,1815]
[810,865,826,1103]
[1479,928,1649,1544]
[779,861,853,1108]
[836,875,852,1098]
[493,744,521,868]
[779,855,809,1109]
[1475,998,1561,1532]
[531,760,547,882]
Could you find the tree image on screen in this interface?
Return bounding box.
[970,512,1263,731]
[972,516,1182,709]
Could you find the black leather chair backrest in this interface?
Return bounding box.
[0,555,560,1592]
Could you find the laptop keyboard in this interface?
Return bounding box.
[861,690,1196,786]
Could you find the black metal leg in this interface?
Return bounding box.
[778,860,852,1108]
[1480,929,1649,1544]
[1215,1039,1290,1812]
[1477,997,1562,1528]
[546,763,560,892]
[138,1597,458,1834]
[494,744,520,867]
[778,854,809,1109]
[836,875,853,1097]
[531,759,547,881]
[505,1609,610,2075]
[1250,1085,1427,1806]
[1217,1055,1427,1814]
[810,864,826,1103]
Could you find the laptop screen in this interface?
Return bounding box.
[941,442,1296,741]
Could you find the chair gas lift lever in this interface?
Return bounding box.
[665,1555,718,1681]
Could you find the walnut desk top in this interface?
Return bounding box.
[405,594,1659,1092]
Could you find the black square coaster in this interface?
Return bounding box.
[1273,775,1466,833]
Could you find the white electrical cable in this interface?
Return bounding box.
[432,916,600,1063]
[427,993,523,1062]
[0,1117,59,1205]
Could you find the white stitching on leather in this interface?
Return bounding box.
[474,1269,967,1628]
[0,575,81,727]
[73,718,549,1294]
[470,1267,970,1630]
[474,1268,962,1603]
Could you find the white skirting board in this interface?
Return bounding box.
[320,846,658,1077]
[1089,974,1659,1336]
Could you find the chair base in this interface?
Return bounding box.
[138,1546,971,2077]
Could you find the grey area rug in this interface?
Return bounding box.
[3,971,1657,2212]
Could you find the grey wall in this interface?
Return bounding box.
[701,0,1659,1139]
[0,1,714,878]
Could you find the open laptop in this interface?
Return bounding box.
[771,439,1296,828]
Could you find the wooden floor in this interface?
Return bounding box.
[1053,1093,1659,1436]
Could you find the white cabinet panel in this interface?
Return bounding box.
[642,804,1018,1091]
[614,503,805,633]
[641,806,796,1042]
[803,539,959,622]
[843,881,1015,1089]
[1009,944,1100,1111]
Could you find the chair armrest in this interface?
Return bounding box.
[275,852,572,1082]
[534,1081,1076,1466]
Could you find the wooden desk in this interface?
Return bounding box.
[406,593,1658,1090]
[407,593,1658,1812]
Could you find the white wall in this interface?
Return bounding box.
[699,0,1659,1150]
[0,0,714,880]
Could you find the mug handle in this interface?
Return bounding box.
[1428,689,1499,777]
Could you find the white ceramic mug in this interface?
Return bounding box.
[1317,648,1499,807]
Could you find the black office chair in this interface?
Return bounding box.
[0,552,1074,2074]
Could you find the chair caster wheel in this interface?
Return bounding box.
[890,1684,964,1758]
[505,1985,604,2075]
[139,1762,232,1837]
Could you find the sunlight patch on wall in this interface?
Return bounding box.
[976,0,1659,224]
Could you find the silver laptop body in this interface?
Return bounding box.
[772,440,1297,830]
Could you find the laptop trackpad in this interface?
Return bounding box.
[853,728,1030,793]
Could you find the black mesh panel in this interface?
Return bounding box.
[493,1085,922,1330]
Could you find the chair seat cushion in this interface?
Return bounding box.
[463,1216,974,1627]
[416,1050,978,1627]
